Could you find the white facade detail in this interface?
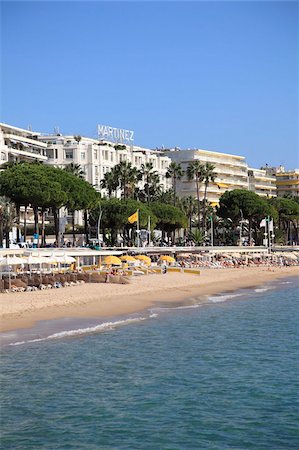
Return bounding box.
[0,123,47,163]
[248,168,277,198]
[163,148,249,206]
[38,135,172,195]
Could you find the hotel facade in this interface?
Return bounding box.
[37,134,172,195]
[163,148,250,206]
[248,168,277,198]
[2,122,298,220]
[0,123,47,164]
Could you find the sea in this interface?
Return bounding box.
[1,277,299,450]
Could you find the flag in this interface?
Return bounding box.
[268,220,274,232]
[128,211,138,224]
[260,219,266,228]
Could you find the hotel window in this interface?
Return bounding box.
[55,149,58,159]
[110,153,113,162]
[1,152,6,160]
[94,150,97,159]
[65,150,73,159]
[47,149,54,159]
[81,152,86,160]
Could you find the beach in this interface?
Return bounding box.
[0,266,297,333]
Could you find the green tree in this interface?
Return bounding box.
[0,196,16,248]
[150,202,187,244]
[202,162,217,235]
[181,196,198,235]
[115,161,142,200]
[100,168,119,198]
[218,189,276,245]
[90,198,156,246]
[186,161,204,231]
[140,162,160,203]
[270,197,299,244]
[166,162,184,206]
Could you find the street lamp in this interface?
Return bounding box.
[97,208,103,245]
[239,209,243,246]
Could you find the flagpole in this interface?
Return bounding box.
[137,209,140,248]
[148,215,151,246]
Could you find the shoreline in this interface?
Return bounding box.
[0,266,298,333]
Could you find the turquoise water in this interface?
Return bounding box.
[1,278,299,449]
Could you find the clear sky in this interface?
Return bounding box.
[1,1,298,168]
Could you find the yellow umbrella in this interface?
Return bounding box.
[135,255,151,265]
[120,255,136,262]
[159,255,176,263]
[104,256,122,265]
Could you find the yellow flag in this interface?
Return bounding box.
[128,210,138,224]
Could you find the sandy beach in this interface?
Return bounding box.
[0,266,297,333]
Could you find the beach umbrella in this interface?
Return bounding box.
[0,256,25,290]
[120,255,136,262]
[104,256,122,265]
[58,255,76,264]
[159,255,176,263]
[135,255,151,265]
[0,256,25,266]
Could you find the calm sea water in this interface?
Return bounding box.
[1,278,299,449]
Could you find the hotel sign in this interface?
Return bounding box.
[97,124,134,143]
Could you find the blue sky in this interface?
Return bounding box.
[1,1,298,168]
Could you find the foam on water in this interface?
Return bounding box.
[9,317,147,346]
[208,293,243,303]
[254,287,272,293]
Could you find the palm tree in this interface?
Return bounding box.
[63,163,85,244]
[64,163,85,179]
[140,162,160,203]
[165,162,184,206]
[187,160,204,230]
[100,168,119,198]
[0,197,16,248]
[202,163,217,234]
[115,161,142,200]
[181,196,198,235]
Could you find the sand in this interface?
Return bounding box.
[0,266,298,332]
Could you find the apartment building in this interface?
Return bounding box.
[0,123,47,164]
[275,169,299,197]
[248,168,277,198]
[39,134,172,194]
[163,148,248,206]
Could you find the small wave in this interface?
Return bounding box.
[9,317,147,346]
[254,287,271,293]
[151,303,202,313]
[208,293,243,303]
[149,313,158,318]
[279,281,292,285]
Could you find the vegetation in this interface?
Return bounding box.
[166,162,184,206]
[0,158,298,248]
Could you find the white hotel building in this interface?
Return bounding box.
[38,134,172,194]
[163,148,250,206]
[0,123,47,164]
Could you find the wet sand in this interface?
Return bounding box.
[0,266,298,332]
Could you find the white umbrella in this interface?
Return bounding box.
[0,256,24,291]
[0,256,25,266]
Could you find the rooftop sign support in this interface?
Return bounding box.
[97,124,134,143]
